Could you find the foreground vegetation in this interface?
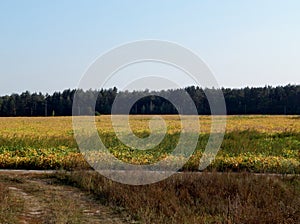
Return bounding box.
[0,116,299,173]
[1,171,298,223]
[0,178,24,223]
[56,170,300,223]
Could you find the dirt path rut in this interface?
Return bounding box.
[1,172,132,224]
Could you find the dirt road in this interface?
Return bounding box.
[0,171,133,224]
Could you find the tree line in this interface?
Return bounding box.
[0,84,299,116]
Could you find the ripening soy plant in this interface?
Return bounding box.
[0,115,299,173]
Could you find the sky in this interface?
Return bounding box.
[0,0,300,95]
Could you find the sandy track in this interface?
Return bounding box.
[0,172,133,224]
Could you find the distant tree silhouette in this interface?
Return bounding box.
[0,84,299,116]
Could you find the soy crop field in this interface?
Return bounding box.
[0,115,299,173]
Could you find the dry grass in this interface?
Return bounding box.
[2,171,299,223]
[0,180,25,223]
[57,171,300,224]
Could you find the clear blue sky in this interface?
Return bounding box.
[0,0,299,95]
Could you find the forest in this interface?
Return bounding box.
[0,84,299,116]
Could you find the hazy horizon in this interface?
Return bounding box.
[1,83,299,96]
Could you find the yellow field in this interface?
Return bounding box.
[0,115,299,137]
[0,115,299,173]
